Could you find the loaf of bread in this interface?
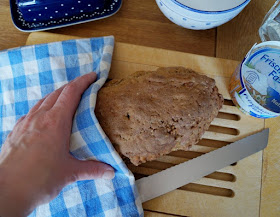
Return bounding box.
[95,67,223,166]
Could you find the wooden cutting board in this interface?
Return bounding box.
[26,32,265,217]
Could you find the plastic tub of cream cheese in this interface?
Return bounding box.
[229,41,280,119]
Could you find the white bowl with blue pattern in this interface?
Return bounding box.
[156,0,251,30]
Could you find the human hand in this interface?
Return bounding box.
[0,72,115,217]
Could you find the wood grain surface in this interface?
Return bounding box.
[216,0,275,60]
[215,1,280,216]
[0,0,216,56]
[1,0,280,216]
[262,117,280,217]
[26,32,266,217]
[1,0,274,60]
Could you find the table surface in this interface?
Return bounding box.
[0,0,279,216]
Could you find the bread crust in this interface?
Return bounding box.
[95,67,224,165]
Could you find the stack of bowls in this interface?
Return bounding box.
[156,0,251,30]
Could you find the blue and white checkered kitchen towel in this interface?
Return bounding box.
[0,36,144,217]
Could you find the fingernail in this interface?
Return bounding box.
[102,169,115,180]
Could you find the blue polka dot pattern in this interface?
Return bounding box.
[11,0,122,31]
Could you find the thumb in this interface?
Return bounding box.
[68,158,115,182]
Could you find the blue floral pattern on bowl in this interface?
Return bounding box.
[10,0,122,32]
[156,0,250,30]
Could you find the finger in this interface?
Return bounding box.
[16,115,26,124]
[67,158,115,182]
[28,97,46,114]
[27,88,60,115]
[52,73,97,119]
[38,83,68,111]
[10,115,26,133]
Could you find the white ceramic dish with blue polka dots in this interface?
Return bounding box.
[156,0,251,30]
[10,0,122,32]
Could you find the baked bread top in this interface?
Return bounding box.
[95,67,224,165]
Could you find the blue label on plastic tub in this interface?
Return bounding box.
[229,41,280,119]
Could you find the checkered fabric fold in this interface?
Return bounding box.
[0,36,143,217]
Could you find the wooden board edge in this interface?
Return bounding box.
[260,117,280,217]
[27,32,240,77]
